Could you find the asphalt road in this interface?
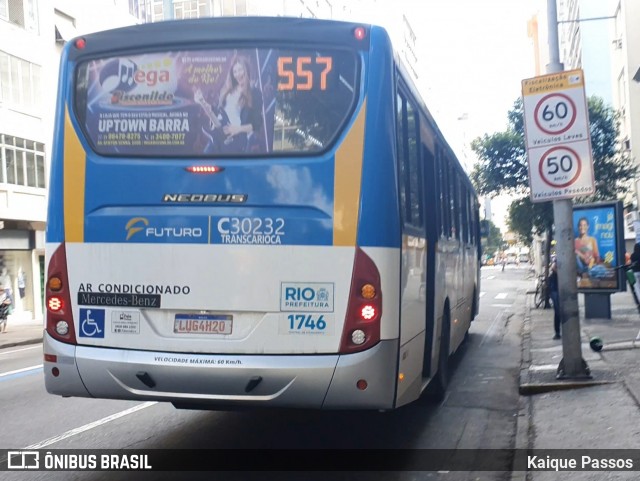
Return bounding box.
[0,264,532,481]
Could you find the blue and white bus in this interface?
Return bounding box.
[44,17,480,410]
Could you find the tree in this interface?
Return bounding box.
[471,96,636,241]
[480,219,503,255]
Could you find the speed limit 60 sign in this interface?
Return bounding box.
[522,69,595,202]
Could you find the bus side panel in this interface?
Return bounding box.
[357,27,400,250]
[47,45,74,244]
[429,239,452,380]
[361,247,400,341]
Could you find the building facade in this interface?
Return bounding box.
[558,0,615,104]
[0,0,137,323]
[131,0,417,80]
[610,0,640,248]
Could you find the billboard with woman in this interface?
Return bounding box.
[573,201,625,292]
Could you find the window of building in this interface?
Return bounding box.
[222,0,246,16]
[54,9,76,44]
[0,0,38,32]
[0,51,41,113]
[173,0,209,19]
[25,0,37,32]
[0,134,45,188]
[141,0,165,22]
[129,0,141,19]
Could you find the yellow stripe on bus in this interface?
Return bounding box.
[333,99,366,246]
[63,107,86,242]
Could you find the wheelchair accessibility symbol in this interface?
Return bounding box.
[79,308,105,338]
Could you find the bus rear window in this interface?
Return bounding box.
[75,47,359,157]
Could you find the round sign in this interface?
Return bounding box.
[533,93,577,135]
[538,145,582,188]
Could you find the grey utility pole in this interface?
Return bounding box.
[546,0,590,379]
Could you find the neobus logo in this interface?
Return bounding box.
[162,194,247,204]
[125,217,203,240]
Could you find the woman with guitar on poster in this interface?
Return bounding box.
[194,54,264,154]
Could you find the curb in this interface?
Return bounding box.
[518,379,617,396]
[0,337,43,350]
[511,290,533,481]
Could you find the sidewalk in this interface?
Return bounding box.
[0,314,43,350]
[516,285,640,480]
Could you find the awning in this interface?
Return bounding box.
[54,18,77,44]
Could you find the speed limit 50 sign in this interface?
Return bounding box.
[522,69,595,202]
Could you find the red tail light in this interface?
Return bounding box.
[339,247,382,354]
[46,244,77,345]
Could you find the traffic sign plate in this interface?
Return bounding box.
[527,142,595,201]
[533,93,577,135]
[522,69,595,202]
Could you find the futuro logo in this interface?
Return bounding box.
[125,217,149,240]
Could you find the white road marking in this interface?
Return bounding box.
[25,401,158,449]
[479,292,486,298]
[0,364,43,377]
[0,344,42,356]
[495,293,508,299]
[491,303,512,308]
[480,311,503,347]
[487,275,496,280]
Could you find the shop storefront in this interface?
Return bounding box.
[0,226,44,323]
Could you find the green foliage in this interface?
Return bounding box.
[584,96,636,202]
[471,95,636,241]
[480,219,503,253]
[507,198,552,244]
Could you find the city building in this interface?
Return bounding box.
[132,1,418,81]
[558,0,615,103]
[0,0,137,322]
[610,0,640,250]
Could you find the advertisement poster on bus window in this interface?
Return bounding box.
[81,49,277,156]
[573,201,625,292]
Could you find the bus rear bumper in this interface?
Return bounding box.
[43,333,398,410]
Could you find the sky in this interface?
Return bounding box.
[378,0,540,232]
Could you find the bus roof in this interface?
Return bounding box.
[67,16,374,60]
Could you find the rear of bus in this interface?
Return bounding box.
[44,18,404,410]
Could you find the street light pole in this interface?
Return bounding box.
[546,0,591,379]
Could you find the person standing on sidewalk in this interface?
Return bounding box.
[547,261,561,340]
[630,243,640,303]
[0,284,12,333]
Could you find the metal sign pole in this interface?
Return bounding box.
[546,0,590,379]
